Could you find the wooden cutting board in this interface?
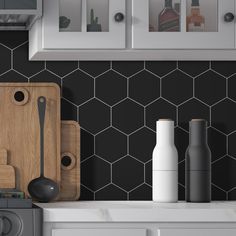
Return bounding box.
[0,149,15,189]
[59,121,80,201]
[0,83,61,197]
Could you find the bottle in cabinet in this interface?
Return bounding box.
[158,0,180,32]
[187,0,205,32]
[185,119,211,202]
[152,119,178,202]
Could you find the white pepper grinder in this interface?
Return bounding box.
[152,119,178,202]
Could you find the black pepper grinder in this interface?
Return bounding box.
[185,119,211,202]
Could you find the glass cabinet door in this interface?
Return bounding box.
[132,0,235,49]
[43,0,126,49]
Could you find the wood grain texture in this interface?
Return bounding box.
[0,166,15,188]
[59,121,80,201]
[0,149,15,188]
[0,149,8,165]
[0,83,61,197]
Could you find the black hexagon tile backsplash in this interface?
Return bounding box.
[1,31,236,200]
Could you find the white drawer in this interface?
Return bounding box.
[158,229,236,236]
[52,228,147,236]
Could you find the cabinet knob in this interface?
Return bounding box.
[224,12,235,22]
[114,13,124,22]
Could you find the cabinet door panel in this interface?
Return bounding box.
[159,229,236,236]
[43,0,126,49]
[132,0,235,49]
[52,228,147,236]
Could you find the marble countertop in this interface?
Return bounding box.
[36,201,236,223]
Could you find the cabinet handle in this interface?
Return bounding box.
[114,13,124,22]
[224,12,235,22]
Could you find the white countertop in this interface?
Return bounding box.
[36,201,236,223]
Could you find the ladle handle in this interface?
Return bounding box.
[38,96,46,177]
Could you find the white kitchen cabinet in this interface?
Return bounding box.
[158,228,236,236]
[132,0,235,49]
[52,228,147,236]
[44,224,236,236]
[29,0,236,60]
[37,201,236,236]
[40,0,125,49]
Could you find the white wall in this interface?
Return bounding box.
[87,0,109,32]
[59,0,109,32]
[186,0,218,32]
[60,0,82,31]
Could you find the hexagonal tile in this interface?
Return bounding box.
[0,44,11,74]
[228,74,236,101]
[112,99,144,134]
[228,132,236,158]
[80,61,110,77]
[81,156,111,191]
[112,61,144,77]
[0,31,28,49]
[129,184,152,200]
[30,70,61,87]
[63,69,94,106]
[212,99,236,134]
[178,161,185,186]
[195,70,226,105]
[95,128,127,163]
[46,61,78,77]
[129,127,155,163]
[146,61,176,77]
[0,70,27,82]
[61,98,77,121]
[175,127,189,162]
[228,189,236,200]
[145,161,152,186]
[212,185,226,201]
[13,43,44,77]
[212,156,236,191]
[81,128,94,161]
[129,70,160,106]
[80,185,94,200]
[162,70,193,105]
[112,156,144,191]
[95,184,127,200]
[79,99,110,134]
[208,128,227,162]
[178,98,210,131]
[178,61,209,77]
[146,98,177,131]
[96,70,127,106]
[211,61,236,77]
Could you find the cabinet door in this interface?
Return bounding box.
[132,0,235,49]
[158,228,236,236]
[43,0,126,49]
[52,228,147,236]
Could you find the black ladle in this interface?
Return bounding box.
[28,96,59,203]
